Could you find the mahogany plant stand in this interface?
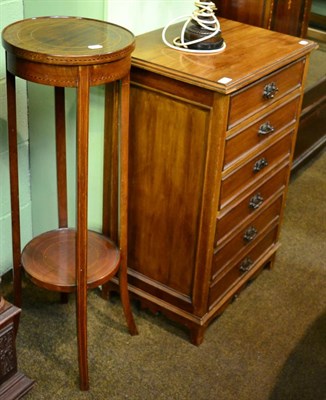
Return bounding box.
[2,16,138,390]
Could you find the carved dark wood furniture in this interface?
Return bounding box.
[2,16,138,390]
[0,298,34,399]
[115,19,317,345]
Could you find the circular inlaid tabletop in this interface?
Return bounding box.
[2,16,135,65]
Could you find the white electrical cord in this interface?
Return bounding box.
[162,1,226,54]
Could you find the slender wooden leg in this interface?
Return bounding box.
[102,82,119,300]
[55,86,68,228]
[119,264,138,335]
[102,82,119,240]
[119,74,138,336]
[54,87,69,305]
[76,67,90,391]
[6,67,22,308]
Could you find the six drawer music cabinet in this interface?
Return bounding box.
[113,19,317,344]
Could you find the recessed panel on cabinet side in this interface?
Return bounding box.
[128,83,213,298]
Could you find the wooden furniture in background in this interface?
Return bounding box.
[214,0,312,37]
[214,0,273,31]
[0,298,34,399]
[309,0,326,31]
[292,75,326,170]
[113,19,317,345]
[2,16,138,390]
[214,0,326,170]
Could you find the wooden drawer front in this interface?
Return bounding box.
[224,96,300,170]
[209,226,278,306]
[216,164,288,241]
[220,133,293,209]
[228,59,304,128]
[212,196,282,279]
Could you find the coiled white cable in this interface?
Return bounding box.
[162,1,226,54]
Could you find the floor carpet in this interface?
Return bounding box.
[1,151,325,400]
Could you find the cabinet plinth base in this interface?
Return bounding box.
[108,254,275,345]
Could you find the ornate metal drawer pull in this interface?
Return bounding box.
[243,226,258,242]
[253,157,268,173]
[258,121,275,136]
[239,257,253,273]
[263,82,279,99]
[249,193,264,210]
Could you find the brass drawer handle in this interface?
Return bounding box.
[263,82,279,99]
[243,226,258,242]
[253,157,268,173]
[258,121,275,136]
[239,257,253,273]
[249,193,264,210]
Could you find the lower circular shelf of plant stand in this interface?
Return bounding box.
[21,228,120,292]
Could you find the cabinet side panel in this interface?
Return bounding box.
[128,84,211,297]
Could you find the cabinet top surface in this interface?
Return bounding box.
[2,16,135,65]
[131,19,317,94]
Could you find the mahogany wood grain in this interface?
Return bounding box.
[75,66,90,389]
[228,60,305,128]
[2,16,137,390]
[2,17,134,65]
[132,19,316,94]
[102,82,119,241]
[214,0,323,171]
[5,69,22,307]
[121,20,316,345]
[214,0,273,29]
[55,86,68,306]
[220,132,293,209]
[119,75,138,335]
[215,163,289,242]
[209,226,279,306]
[22,229,120,291]
[214,0,312,37]
[128,83,214,296]
[270,0,313,37]
[212,196,283,278]
[224,96,300,169]
[55,87,68,228]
